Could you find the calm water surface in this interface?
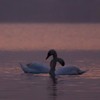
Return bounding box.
[0,23,100,50]
[0,24,100,100]
[0,50,100,100]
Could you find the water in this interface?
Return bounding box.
[0,50,100,100]
[0,23,100,100]
[0,23,100,50]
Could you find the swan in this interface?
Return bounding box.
[20,62,50,74]
[46,49,87,76]
[20,49,87,75]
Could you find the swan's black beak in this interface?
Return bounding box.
[61,61,65,66]
[46,54,50,60]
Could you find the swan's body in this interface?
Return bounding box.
[20,49,87,76]
[55,66,87,75]
[20,63,87,75]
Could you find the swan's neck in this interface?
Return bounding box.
[52,53,57,59]
[49,58,57,77]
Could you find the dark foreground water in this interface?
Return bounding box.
[0,50,100,100]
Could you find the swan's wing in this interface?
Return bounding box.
[20,63,50,73]
[19,63,38,73]
[28,63,50,72]
[55,66,74,75]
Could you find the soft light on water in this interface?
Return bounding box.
[0,50,100,100]
[0,23,100,50]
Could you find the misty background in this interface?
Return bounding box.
[0,0,100,23]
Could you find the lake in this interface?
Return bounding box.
[0,23,100,100]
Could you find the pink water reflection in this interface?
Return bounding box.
[0,23,100,51]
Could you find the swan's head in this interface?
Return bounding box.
[46,49,57,60]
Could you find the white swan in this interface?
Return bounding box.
[20,62,50,74]
[20,49,87,75]
[46,49,87,76]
